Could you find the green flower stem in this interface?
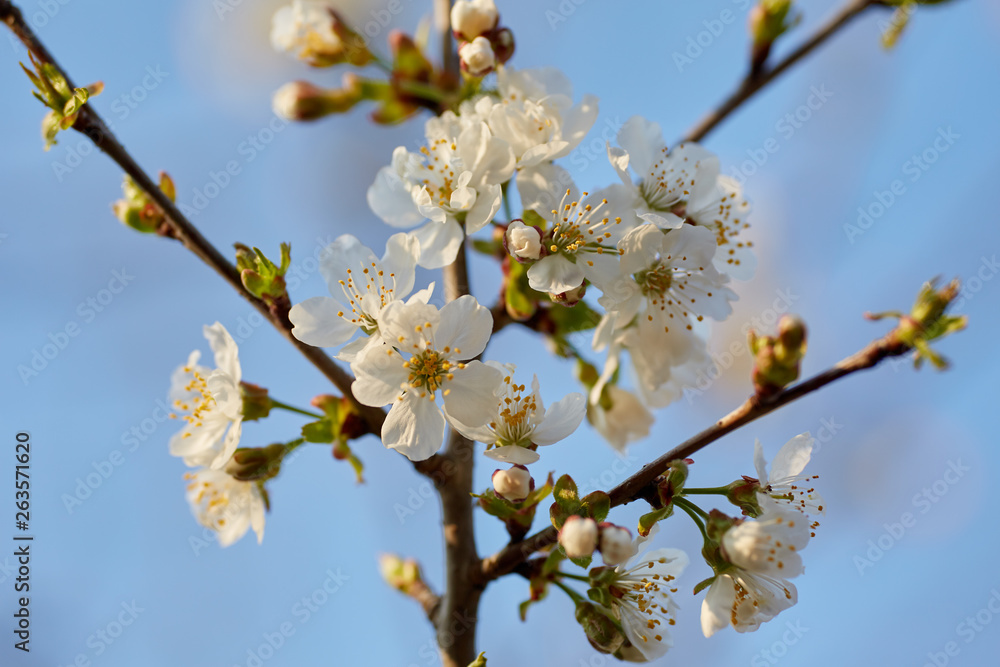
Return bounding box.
[270,399,323,420]
[397,80,447,103]
[673,497,710,544]
[557,571,592,584]
[501,181,513,223]
[283,437,306,455]
[552,579,586,605]
[683,486,732,496]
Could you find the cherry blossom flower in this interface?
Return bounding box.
[184,468,265,547]
[505,220,542,260]
[454,364,585,464]
[289,233,425,362]
[608,115,755,279]
[168,323,243,470]
[607,546,689,661]
[492,465,533,502]
[754,433,825,515]
[350,296,503,461]
[523,181,634,295]
[701,502,811,637]
[559,515,598,558]
[450,0,499,41]
[367,116,514,269]
[460,36,496,77]
[271,1,363,67]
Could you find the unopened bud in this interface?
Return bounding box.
[224,444,286,482]
[459,36,496,77]
[450,0,499,41]
[505,220,542,260]
[597,523,632,566]
[492,464,533,502]
[559,515,598,559]
[749,314,807,395]
[378,553,423,594]
[551,282,587,306]
[272,79,361,122]
[575,602,625,654]
[240,382,274,422]
[491,27,515,65]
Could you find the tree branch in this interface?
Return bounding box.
[0,1,410,451]
[479,325,912,582]
[682,0,875,144]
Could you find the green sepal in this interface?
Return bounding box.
[467,653,487,667]
[301,419,335,443]
[638,506,673,537]
[693,575,717,596]
[586,586,613,608]
[580,491,611,524]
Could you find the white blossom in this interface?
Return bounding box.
[754,433,825,515]
[459,36,496,76]
[701,502,811,637]
[559,516,598,559]
[587,379,654,453]
[492,465,532,502]
[450,0,498,41]
[184,468,265,547]
[608,115,755,279]
[598,524,633,566]
[367,119,515,269]
[506,220,542,260]
[608,546,688,661]
[271,1,345,67]
[350,296,503,461]
[168,323,243,470]
[454,363,585,464]
[289,233,425,362]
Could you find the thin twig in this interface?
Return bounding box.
[0,1,406,448]
[683,0,875,144]
[478,327,911,582]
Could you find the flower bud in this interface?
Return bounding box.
[492,464,533,502]
[597,523,633,566]
[559,515,598,559]
[378,553,424,594]
[749,314,808,396]
[505,220,542,260]
[272,78,362,122]
[459,36,496,77]
[575,602,625,654]
[111,173,175,235]
[224,444,286,482]
[240,382,274,422]
[551,282,587,306]
[450,0,499,41]
[491,27,515,64]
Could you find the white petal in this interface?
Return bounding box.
[443,361,504,427]
[531,393,585,446]
[204,322,241,383]
[381,233,420,299]
[754,439,769,483]
[352,345,408,407]
[606,143,632,187]
[516,163,578,215]
[413,220,464,269]
[383,394,446,461]
[289,297,357,348]
[465,183,502,234]
[770,433,815,481]
[367,161,423,228]
[527,255,585,294]
[701,577,736,638]
[435,295,493,359]
[617,116,665,177]
[484,445,540,465]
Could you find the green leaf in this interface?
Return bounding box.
[301,419,335,443]
[580,491,610,523]
[638,506,673,537]
[521,472,554,508]
[505,259,538,321]
[693,575,717,596]
[568,553,593,569]
[541,548,565,576]
[553,474,580,510]
[546,299,602,335]
[474,490,516,520]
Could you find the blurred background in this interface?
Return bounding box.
[1,0,998,665]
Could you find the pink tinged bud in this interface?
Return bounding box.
[492,464,533,502]
[560,516,599,559]
[459,36,496,77]
[552,282,586,306]
[597,523,633,566]
[506,220,542,260]
[490,27,515,64]
[450,0,499,42]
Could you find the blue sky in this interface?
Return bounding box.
[1,0,999,665]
